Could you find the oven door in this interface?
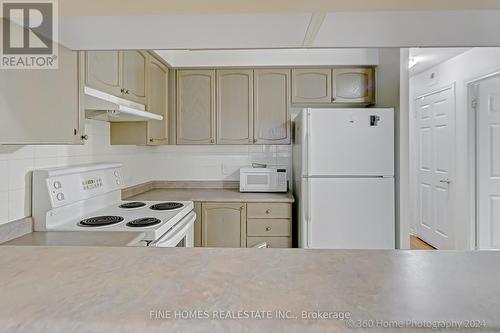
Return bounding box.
[151,211,196,248]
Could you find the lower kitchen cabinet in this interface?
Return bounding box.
[193,202,203,247]
[196,201,292,248]
[201,203,246,248]
[247,236,291,248]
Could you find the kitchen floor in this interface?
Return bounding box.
[410,235,435,250]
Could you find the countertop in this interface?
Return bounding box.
[0,247,499,332]
[2,231,145,247]
[128,188,295,203]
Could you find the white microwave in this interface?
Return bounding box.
[240,168,287,193]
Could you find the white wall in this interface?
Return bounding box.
[409,47,500,250]
[0,119,291,225]
[375,48,402,248]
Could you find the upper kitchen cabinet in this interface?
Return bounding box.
[0,44,84,145]
[176,70,216,145]
[85,51,122,96]
[292,68,332,104]
[332,68,374,104]
[216,69,254,144]
[121,51,148,104]
[254,69,291,145]
[110,54,168,145]
[84,50,148,105]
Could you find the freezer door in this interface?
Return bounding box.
[307,108,394,176]
[307,177,395,249]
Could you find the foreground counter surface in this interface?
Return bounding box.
[0,247,499,333]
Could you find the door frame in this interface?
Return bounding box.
[412,83,456,249]
[467,70,500,250]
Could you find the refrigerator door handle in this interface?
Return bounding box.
[306,177,312,248]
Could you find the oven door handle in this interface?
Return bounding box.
[151,211,196,247]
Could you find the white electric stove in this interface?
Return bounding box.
[32,163,196,247]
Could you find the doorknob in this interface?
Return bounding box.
[439,179,451,184]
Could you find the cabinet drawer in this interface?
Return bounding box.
[247,236,291,248]
[247,219,290,237]
[247,203,290,219]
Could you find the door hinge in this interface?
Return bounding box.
[471,99,478,109]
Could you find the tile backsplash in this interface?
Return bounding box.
[0,119,291,224]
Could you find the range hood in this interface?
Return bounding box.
[83,87,163,122]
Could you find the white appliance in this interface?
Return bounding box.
[293,108,395,249]
[32,163,195,247]
[240,167,287,193]
[84,87,163,122]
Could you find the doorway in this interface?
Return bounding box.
[470,73,500,250]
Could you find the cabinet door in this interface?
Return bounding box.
[0,45,84,144]
[217,69,253,144]
[176,70,216,144]
[292,68,332,104]
[122,51,148,104]
[85,50,122,96]
[147,57,168,145]
[254,69,291,144]
[332,68,374,104]
[202,203,246,248]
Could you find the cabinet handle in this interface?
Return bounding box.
[265,226,272,231]
[126,89,130,94]
[240,206,245,211]
[253,139,257,143]
[331,97,336,102]
[211,139,215,143]
[80,134,89,141]
[265,209,271,215]
[121,88,126,94]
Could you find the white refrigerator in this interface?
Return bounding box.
[293,108,395,249]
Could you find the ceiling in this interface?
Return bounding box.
[409,48,471,76]
[59,10,500,50]
[58,0,500,16]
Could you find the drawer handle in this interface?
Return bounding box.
[265,226,272,231]
[265,209,271,215]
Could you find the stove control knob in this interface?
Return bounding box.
[53,181,62,189]
[56,193,65,201]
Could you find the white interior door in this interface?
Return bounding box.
[476,76,500,250]
[415,86,455,249]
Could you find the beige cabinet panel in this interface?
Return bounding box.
[110,55,168,145]
[332,68,374,104]
[85,50,122,96]
[247,236,291,248]
[147,57,169,145]
[247,219,291,237]
[217,70,254,144]
[202,203,246,248]
[177,70,216,144]
[193,202,202,247]
[292,68,332,104]
[122,51,148,104]
[247,203,291,219]
[254,69,291,144]
[0,44,84,144]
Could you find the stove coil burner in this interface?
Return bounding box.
[126,217,162,228]
[150,202,184,211]
[119,202,146,209]
[78,216,124,227]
